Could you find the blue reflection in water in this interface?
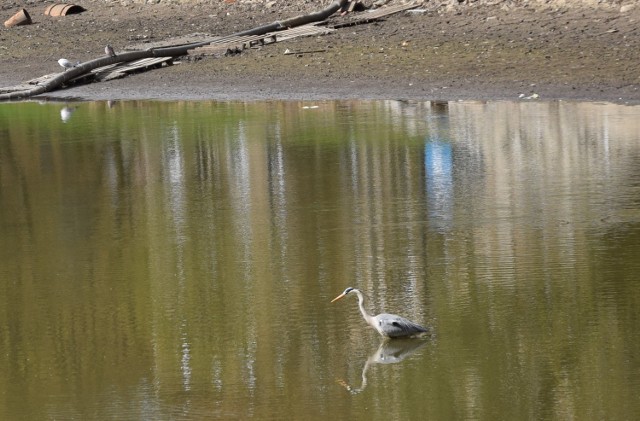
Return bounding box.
[425,140,453,232]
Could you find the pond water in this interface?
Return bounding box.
[1,99,639,420]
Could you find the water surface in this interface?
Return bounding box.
[1,99,639,420]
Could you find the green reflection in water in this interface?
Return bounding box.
[0,100,639,420]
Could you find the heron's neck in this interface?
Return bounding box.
[356,292,374,325]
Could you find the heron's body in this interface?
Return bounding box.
[331,287,428,338]
[368,312,428,338]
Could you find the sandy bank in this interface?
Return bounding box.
[1,0,639,103]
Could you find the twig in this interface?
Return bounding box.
[284,49,327,55]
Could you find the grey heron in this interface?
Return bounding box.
[331,287,429,338]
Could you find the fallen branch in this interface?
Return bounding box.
[0,51,154,101]
[0,0,349,101]
[284,49,327,55]
[150,0,348,57]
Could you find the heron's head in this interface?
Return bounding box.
[331,287,355,303]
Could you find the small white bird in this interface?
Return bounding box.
[105,44,116,57]
[58,58,79,71]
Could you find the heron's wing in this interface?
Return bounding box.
[377,313,428,338]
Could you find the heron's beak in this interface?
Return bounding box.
[331,293,346,303]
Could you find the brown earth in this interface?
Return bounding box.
[1,0,639,103]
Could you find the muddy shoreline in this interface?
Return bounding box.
[1,0,639,104]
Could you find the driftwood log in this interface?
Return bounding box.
[0,0,349,101]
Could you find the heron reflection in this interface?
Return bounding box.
[337,338,429,394]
